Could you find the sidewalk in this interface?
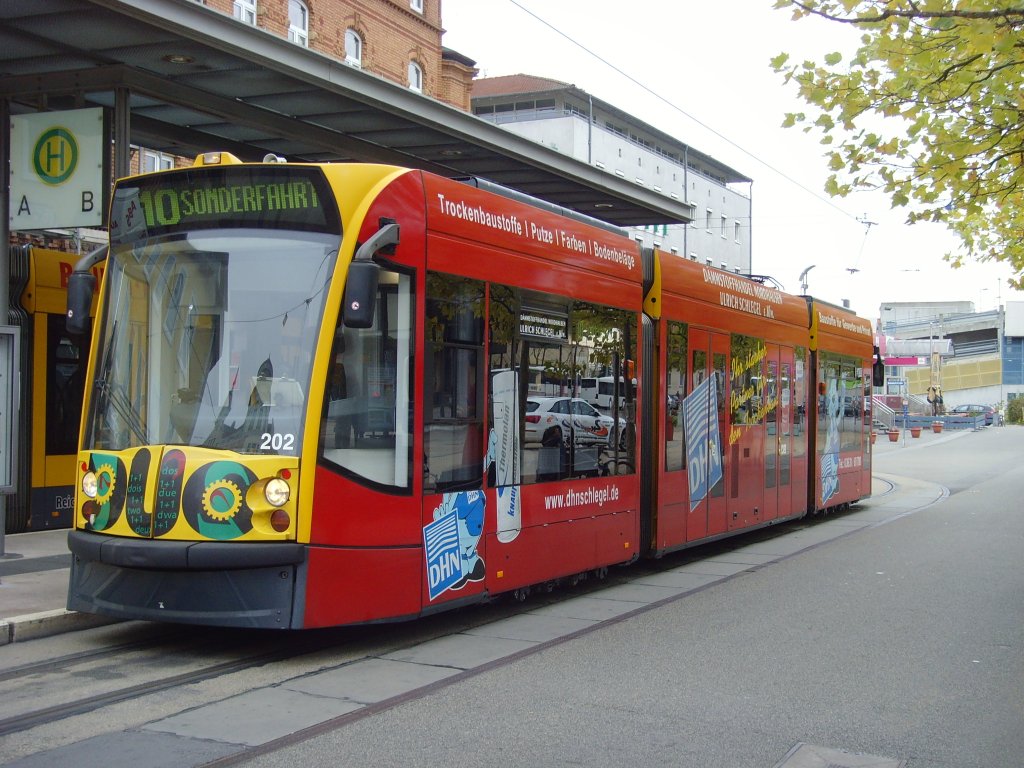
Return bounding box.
[0,529,119,643]
[0,429,956,644]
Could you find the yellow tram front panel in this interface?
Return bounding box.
[77,446,299,542]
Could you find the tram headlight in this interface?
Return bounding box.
[265,477,291,507]
[82,471,98,499]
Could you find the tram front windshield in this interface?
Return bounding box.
[85,228,338,455]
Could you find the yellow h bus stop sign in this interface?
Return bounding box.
[9,108,104,230]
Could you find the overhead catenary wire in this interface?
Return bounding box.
[505,0,863,225]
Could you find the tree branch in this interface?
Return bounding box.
[788,1,1024,25]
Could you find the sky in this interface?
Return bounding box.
[439,0,1020,322]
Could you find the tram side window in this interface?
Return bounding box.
[321,269,414,491]
[424,273,485,493]
[487,284,522,488]
[792,347,807,459]
[818,357,842,452]
[862,368,872,432]
[730,333,766,427]
[840,360,860,452]
[488,284,636,486]
[779,361,792,485]
[764,358,778,489]
[711,351,727,498]
[665,321,687,472]
[692,349,707,389]
[46,315,88,456]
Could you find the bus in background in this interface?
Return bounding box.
[63,152,878,629]
[576,376,599,405]
[5,245,96,533]
[595,375,632,410]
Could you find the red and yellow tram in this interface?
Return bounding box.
[65,153,877,628]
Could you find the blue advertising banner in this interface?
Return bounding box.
[423,509,463,600]
[684,372,723,512]
[820,378,841,505]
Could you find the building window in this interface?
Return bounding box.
[411,0,424,11]
[288,0,308,46]
[345,28,362,66]
[142,150,174,173]
[705,208,713,231]
[408,60,423,92]
[233,0,256,25]
[721,214,728,238]
[735,221,741,242]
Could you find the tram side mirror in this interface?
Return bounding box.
[66,271,96,336]
[343,220,399,329]
[65,244,107,335]
[342,261,380,329]
[872,346,885,388]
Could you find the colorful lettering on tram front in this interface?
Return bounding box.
[84,452,127,532]
[78,447,296,542]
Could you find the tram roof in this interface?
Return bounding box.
[0,0,695,228]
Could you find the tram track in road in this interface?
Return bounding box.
[0,558,671,756]
[0,623,384,747]
[0,593,569,756]
[0,619,384,737]
[0,628,193,685]
[0,645,307,738]
[0,506,890,764]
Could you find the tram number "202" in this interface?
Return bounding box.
[260,432,296,451]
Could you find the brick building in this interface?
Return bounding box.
[198,0,476,108]
[133,0,477,173]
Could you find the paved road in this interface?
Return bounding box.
[234,426,1022,768]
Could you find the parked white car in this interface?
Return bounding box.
[524,397,624,447]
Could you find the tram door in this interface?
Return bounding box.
[686,328,728,542]
[762,345,795,521]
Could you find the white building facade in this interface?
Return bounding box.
[472,75,753,274]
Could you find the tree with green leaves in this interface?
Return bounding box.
[771,2,1024,287]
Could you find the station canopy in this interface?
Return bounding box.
[0,0,694,227]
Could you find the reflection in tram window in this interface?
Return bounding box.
[488,284,636,486]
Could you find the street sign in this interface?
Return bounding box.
[9,108,104,230]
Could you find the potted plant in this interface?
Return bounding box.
[910,426,922,438]
[887,429,900,442]
[932,421,943,433]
